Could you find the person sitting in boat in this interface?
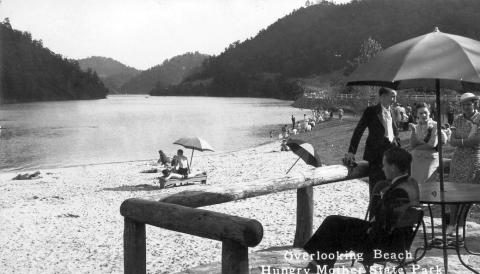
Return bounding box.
[174,149,189,175]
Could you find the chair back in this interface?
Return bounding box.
[395,206,424,228]
[394,206,424,250]
[359,206,426,273]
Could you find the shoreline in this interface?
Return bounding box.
[0,138,280,175]
[0,95,303,174]
[1,116,297,174]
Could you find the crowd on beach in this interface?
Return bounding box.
[287,86,480,272]
[273,108,345,142]
[388,100,456,133]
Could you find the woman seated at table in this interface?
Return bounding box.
[448,93,480,235]
[409,103,447,184]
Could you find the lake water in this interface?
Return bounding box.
[0,96,305,172]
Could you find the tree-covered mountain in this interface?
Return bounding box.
[78,56,140,93]
[121,52,209,94]
[0,20,109,103]
[161,0,480,100]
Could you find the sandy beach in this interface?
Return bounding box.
[2,125,480,273]
[0,138,369,273]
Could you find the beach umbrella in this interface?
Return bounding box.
[285,139,321,174]
[346,27,480,272]
[173,137,214,170]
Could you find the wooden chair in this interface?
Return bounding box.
[359,206,428,274]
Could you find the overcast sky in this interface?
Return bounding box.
[0,0,351,70]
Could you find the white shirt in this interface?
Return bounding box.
[381,105,394,142]
[177,155,188,169]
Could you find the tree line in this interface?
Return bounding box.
[125,52,209,94]
[0,19,109,104]
[159,0,480,100]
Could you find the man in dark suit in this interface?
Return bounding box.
[303,147,419,271]
[345,87,400,195]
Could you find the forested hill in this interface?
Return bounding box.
[78,56,140,94]
[0,20,109,104]
[121,52,209,94]
[164,0,480,100]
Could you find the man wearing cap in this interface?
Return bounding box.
[344,87,401,197]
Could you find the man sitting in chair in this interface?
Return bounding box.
[303,147,419,271]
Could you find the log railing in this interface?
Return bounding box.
[120,159,450,273]
[120,199,263,274]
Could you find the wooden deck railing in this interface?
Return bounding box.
[120,159,450,274]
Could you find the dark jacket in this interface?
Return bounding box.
[369,175,420,250]
[348,104,400,163]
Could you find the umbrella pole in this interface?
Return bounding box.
[286,157,301,174]
[435,79,448,273]
[189,149,194,173]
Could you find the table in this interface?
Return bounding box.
[417,181,480,273]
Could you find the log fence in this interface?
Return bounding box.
[120,199,263,274]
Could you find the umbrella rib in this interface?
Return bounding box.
[392,34,431,82]
[446,36,480,80]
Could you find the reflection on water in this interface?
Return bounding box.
[0,96,305,172]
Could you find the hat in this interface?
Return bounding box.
[460,92,479,103]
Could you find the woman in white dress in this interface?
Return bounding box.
[409,102,446,184]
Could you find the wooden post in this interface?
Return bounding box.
[222,239,248,274]
[124,218,146,274]
[293,186,313,247]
